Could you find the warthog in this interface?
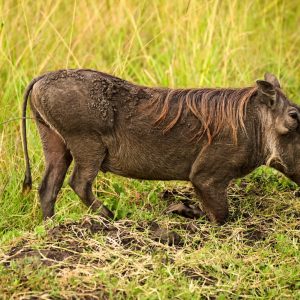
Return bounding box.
[22,69,300,224]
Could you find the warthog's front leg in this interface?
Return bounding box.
[191,181,229,224]
[189,146,236,224]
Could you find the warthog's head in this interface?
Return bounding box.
[256,73,300,184]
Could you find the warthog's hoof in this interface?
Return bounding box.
[165,202,205,219]
[99,205,114,220]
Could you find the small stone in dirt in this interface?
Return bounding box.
[244,228,266,242]
[182,222,200,233]
[148,221,160,231]
[81,217,116,234]
[151,228,182,246]
[183,267,217,285]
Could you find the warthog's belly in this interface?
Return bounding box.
[101,132,198,181]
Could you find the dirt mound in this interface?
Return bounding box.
[4,217,186,267]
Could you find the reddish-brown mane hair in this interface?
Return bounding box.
[147,86,258,143]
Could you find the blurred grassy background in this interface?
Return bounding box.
[0,1,300,298]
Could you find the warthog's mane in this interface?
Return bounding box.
[147,86,257,143]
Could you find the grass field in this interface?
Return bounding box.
[0,0,300,299]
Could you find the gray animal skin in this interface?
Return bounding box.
[22,69,300,224]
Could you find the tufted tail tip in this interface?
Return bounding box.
[22,177,32,195]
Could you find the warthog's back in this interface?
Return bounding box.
[30,69,200,180]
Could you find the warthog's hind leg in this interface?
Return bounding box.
[68,137,114,219]
[36,119,73,220]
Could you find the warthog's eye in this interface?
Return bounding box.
[289,110,299,120]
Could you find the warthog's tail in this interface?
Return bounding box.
[22,75,46,194]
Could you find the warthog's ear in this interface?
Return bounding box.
[264,73,281,89]
[256,80,277,108]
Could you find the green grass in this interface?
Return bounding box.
[0,0,300,299]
